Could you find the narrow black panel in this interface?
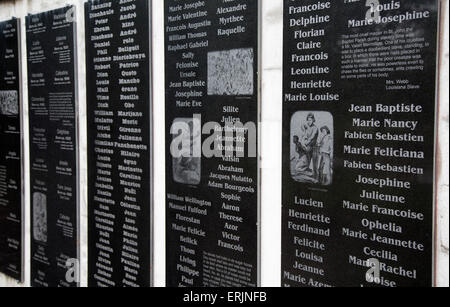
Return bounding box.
[282,0,439,287]
[0,18,23,282]
[164,0,260,287]
[26,6,79,287]
[85,0,152,287]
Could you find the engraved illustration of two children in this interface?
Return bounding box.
[293,113,333,186]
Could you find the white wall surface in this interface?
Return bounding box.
[436,0,449,288]
[0,0,448,287]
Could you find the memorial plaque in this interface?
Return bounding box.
[85,0,153,287]
[282,0,440,287]
[26,6,79,287]
[0,18,23,282]
[165,0,260,287]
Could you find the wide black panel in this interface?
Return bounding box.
[26,6,79,287]
[0,18,23,282]
[165,0,260,287]
[282,0,439,287]
[85,0,152,287]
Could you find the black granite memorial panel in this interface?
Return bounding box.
[85,0,153,287]
[26,6,79,287]
[165,0,260,287]
[0,17,23,282]
[282,0,440,287]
